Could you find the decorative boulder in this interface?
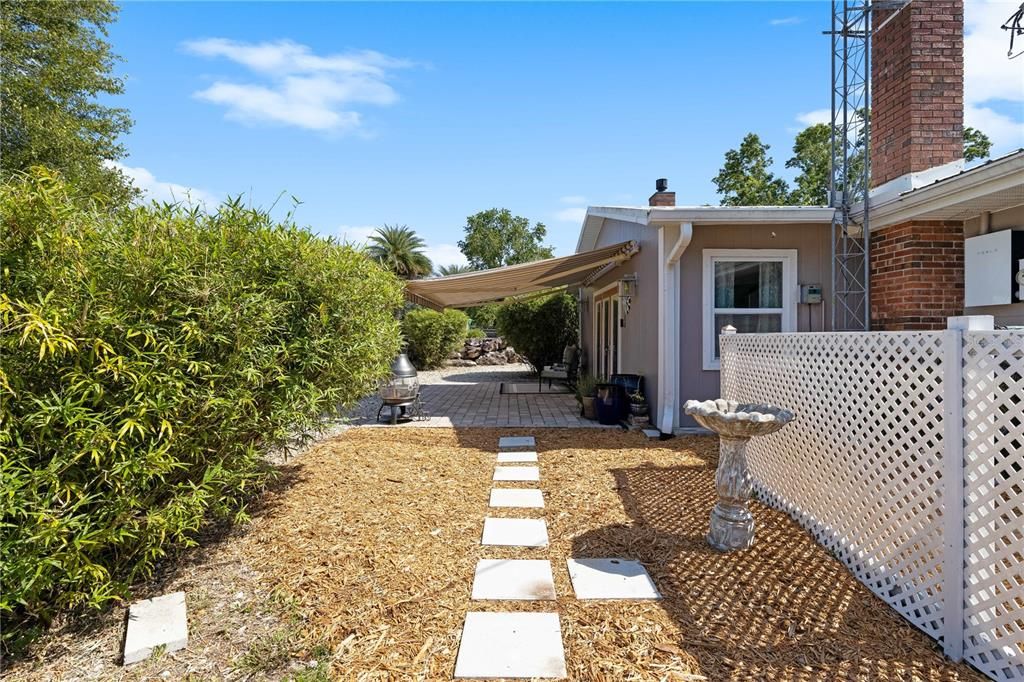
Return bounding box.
[477,353,504,365]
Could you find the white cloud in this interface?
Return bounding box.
[337,225,378,244]
[182,38,412,133]
[559,195,587,205]
[770,16,803,26]
[423,244,468,270]
[964,0,1024,153]
[554,207,588,223]
[795,109,831,127]
[104,161,217,206]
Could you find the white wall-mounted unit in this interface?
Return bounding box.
[964,228,1024,307]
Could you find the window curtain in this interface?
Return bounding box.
[758,262,782,308]
[714,263,736,308]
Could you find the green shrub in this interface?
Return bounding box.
[401,308,469,369]
[0,169,403,653]
[496,292,578,370]
[466,327,487,340]
[466,303,500,330]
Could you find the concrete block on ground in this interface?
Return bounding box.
[566,558,660,600]
[123,591,188,665]
[471,559,556,600]
[498,436,536,450]
[482,517,548,547]
[497,450,538,463]
[454,611,566,678]
[493,465,539,482]
[489,488,544,508]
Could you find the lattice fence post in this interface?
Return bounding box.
[942,319,970,661]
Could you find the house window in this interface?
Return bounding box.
[702,249,797,370]
[593,285,621,378]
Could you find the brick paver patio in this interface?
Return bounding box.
[355,364,606,428]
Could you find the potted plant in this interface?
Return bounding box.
[575,374,599,420]
[629,390,649,417]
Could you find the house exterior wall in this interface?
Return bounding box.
[962,204,1024,327]
[677,222,832,427]
[579,218,660,416]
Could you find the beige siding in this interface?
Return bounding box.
[677,223,832,427]
[579,218,661,416]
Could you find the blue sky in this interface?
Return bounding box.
[108,1,1023,268]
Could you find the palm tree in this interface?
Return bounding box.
[436,263,476,277]
[367,225,433,279]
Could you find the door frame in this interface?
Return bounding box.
[593,282,623,378]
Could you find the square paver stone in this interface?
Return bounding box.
[482,517,549,547]
[489,488,544,508]
[497,450,538,463]
[566,558,661,599]
[472,559,556,600]
[498,436,536,450]
[454,611,566,678]
[493,466,540,482]
[123,591,188,665]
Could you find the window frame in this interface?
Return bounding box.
[701,249,798,370]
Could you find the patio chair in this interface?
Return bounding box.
[539,345,578,390]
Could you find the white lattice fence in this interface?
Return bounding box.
[720,329,1024,680]
[962,332,1024,681]
[720,332,949,639]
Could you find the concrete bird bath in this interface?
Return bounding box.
[684,399,795,551]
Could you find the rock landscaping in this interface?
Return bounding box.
[446,337,524,367]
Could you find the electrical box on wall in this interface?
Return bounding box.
[800,284,823,304]
[964,229,1024,307]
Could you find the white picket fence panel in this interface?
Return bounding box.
[720,329,1024,681]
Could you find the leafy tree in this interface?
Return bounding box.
[458,208,554,270]
[712,133,791,206]
[964,127,993,162]
[1,0,135,203]
[436,263,476,276]
[496,292,578,371]
[786,123,831,206]
[367,224,433,279]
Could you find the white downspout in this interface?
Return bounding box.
[657,222,693,433]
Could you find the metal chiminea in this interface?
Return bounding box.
[378,353,421,424]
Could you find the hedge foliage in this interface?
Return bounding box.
[496,292,578,370]
[0,169,403,652]
[401,308,469,369]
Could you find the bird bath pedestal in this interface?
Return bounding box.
[683,399,794,552]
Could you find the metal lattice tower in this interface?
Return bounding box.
[829,1,872,332]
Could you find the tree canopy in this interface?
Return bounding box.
[712,133,791,206]
[963,127,993,162]
[366,225,433,279]
[458,208,554,270]
[1,0,135,203]
[436,263,477,277]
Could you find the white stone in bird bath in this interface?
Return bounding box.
[684,398,794,552]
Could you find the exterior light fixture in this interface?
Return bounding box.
[619,273,638,316]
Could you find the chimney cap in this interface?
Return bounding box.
[656,178,668,192]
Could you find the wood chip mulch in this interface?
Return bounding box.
[8,427,987,681]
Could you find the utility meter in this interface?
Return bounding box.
[800,284,823,304]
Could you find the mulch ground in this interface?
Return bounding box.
[7,427,986,681]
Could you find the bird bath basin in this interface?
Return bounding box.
[684,399,795,551]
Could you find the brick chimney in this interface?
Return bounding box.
[649,178,675,206]
[868,0,966,331]
[870,0,964,192]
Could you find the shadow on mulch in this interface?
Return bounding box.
[571,449,986,681]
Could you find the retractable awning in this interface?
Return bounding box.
[405,240,639,309]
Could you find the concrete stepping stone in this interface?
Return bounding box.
[454,611,566,679]
[498,436,536,450]
[493,465,540,482]
[471,559,556,600]
[123,591,188,665]
[566,558,661,600]
[482,517,548,547]
[489,488,544,508]
[497,450,538,463]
